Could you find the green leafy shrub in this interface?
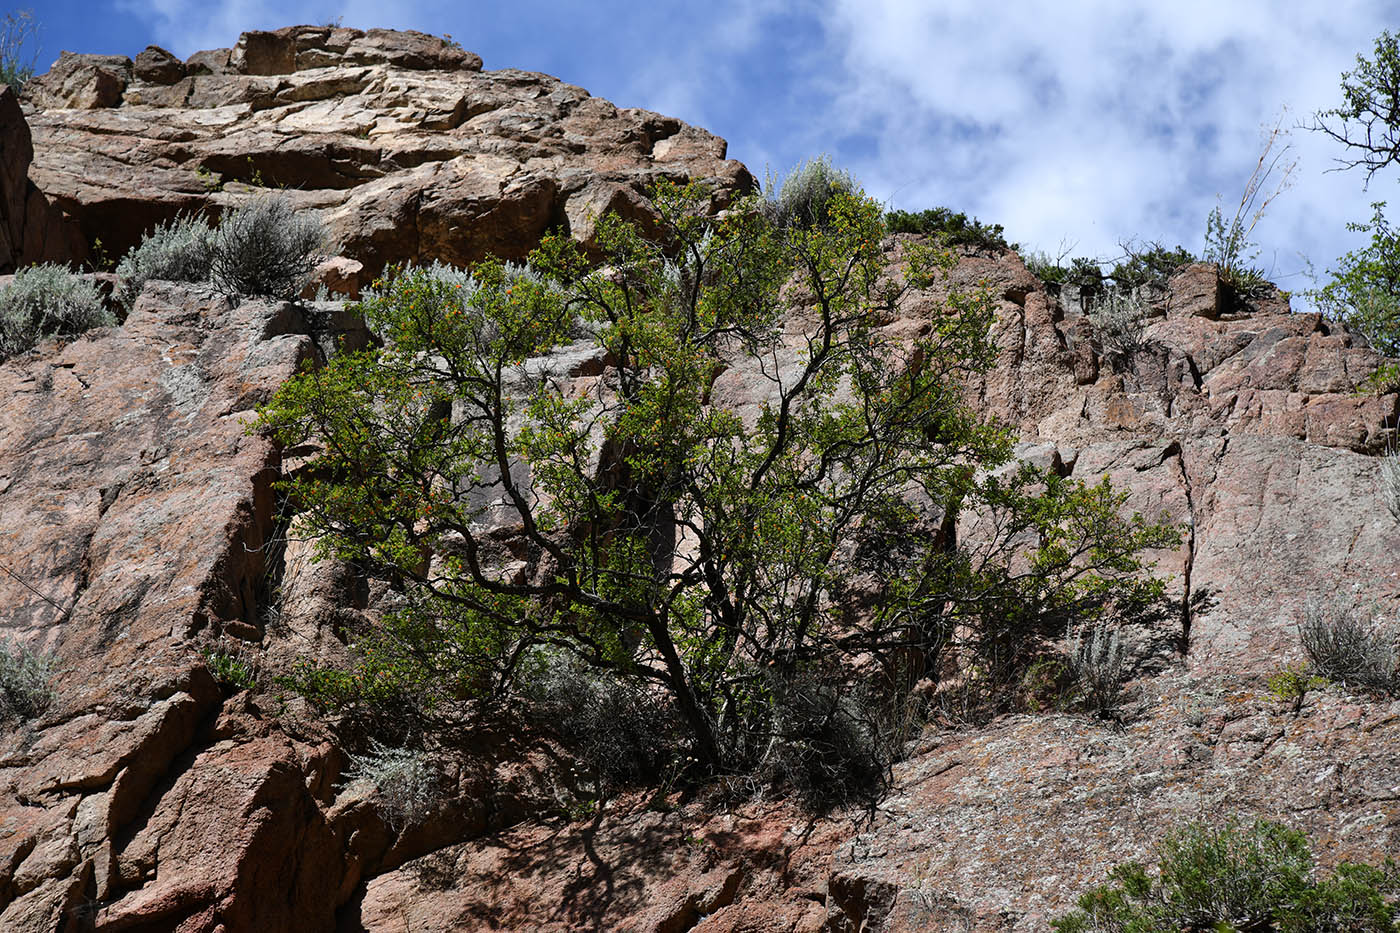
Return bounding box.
[0,264,114,359]
[1311,202,1400,358]
[201,649,257,693]
[1300,596,1399,694]
[1108,243,1196,291]
[1266,663,1327,704]
[1023,251,1071,284]
[763,155,857,231]
[341,739,442,830]
[1024,253,1107,294]
[115,214,215,311]
[886,205,1010,251]
[1053,818,1400,932]
[256,170,1175,784]
[208,195,327,299]
[0,636,54,724]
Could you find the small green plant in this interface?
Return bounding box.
[0,636,54,724]
[886,205,1011,252]
[0,264,114,359]
[1053,817,1400,932]
[1204,118,1294,299]
[115,214,215,311]
[207,195,327,300]
[1299,596,1399,694]
[0,9,36,93]
[1024,250,1071,284]
[244,157,268,188]
[1265,662,1326,704]
[563,796,597,822]
[195,165,223,193]
[202,649,257,692]
[341,740,442,830]
[88,237,114,274]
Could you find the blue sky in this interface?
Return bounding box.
[25,0,1400,293]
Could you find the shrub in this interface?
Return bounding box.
[524,652,682,792]
[0,636,55,724]
[763,675,900,810]
[208,196,327,299]
[1311,202,1400,358]
[0,9,36,93]
[1108,243,1196,291]
[1087,289,1149,358]
[0,264,114,359]
[1066,624,1128,715]
[763,156,858,231]
[257,174,1175,782]
[1300,596,1399,694]
[201,649,257,693]
[1382,443,1400,522]
[1053,818,1400,932]
[1266,662,1326,704]
[115,214,215,311]
[341,739,442,830]
[886,205,1010,251]
[1023,251,1070,284]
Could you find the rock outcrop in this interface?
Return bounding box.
[330,251,1400,933]
[22,25,753,283]
[0,86,79,271]
[3,23,1399,933]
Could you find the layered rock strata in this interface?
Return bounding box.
[22,26,753,280]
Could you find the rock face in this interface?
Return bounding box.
[0,86,79,270]
[327,253,1400,933]
[4,24,1400,933]
[23,24,753,281]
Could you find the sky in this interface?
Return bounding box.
[23,0,1400,293]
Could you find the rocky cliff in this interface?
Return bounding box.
[0,25,1397,933]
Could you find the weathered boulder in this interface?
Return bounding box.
[22,52,132,109]
[25,25,752,280]
[133,45,186,86]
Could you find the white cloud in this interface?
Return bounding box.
[809,0,1397,279]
